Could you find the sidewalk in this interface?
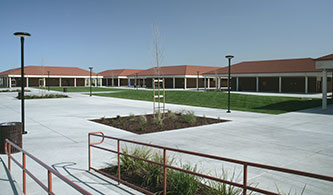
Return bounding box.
[0,88,332,194]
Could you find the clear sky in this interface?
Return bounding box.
[1,0,332,73]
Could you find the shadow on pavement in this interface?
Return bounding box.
[52,162,136,195]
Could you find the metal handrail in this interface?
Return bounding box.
[88,132,333,195]
[5,139,92,195]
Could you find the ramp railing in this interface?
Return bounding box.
[88,132,333,195]
[5,139,92,195]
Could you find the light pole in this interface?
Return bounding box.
[197,71,200,91]
[47,71,50,91]
[89,67,93,96]
[14,32,31,134]
[136,73,138,89]
[225,55,234,113]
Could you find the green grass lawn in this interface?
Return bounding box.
[41,87,122,92]
[94,90,330,114]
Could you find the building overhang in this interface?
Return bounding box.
[6,75,103,79]
[203,72,325,78]
[315,60,333,70]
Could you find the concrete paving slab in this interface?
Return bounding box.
[0,88,332,194]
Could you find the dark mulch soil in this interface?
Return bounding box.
[91,113,228,134]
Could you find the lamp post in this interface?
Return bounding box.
[14,32,31,134]
[225,55,234,113]
[89,67,93,96]
[197,71,200,91]
[47,71,50,91]
[136,73,138,90]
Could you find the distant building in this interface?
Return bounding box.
[0,66,102,88]
[128,65,219,89]
[204,56,333,94]
[98,69,143,87]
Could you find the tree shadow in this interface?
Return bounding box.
[253,99,327,114]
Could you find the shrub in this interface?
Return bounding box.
[206,167,245,195]
[167,110,177,120]
[168,163,200,195]
[137,115,147,125]
[181,111,196,124]
[108,119,113,124]
[128,113,135,120]
[120,146,151,174]
[152,116,163,127]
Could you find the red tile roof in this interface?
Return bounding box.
[133,65,219,76]
[204,58,320,75]
[316,54,333,61]
[0,66,96,76]
[98,69,143,77]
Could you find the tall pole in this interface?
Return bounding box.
[136,73,138,90]
[197,71,200,91]
[20,37,27,134]
[47,71,50,91]
[14,32,30,134]
[225,55,234,113]
[89,67,93,96]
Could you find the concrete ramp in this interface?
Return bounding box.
[0,157,22,195]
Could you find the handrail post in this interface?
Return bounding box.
[117,140,121,185]
[163,148,167,195]
[88,133,91,171]
[8,143,11,171]
[48,170,52,194]
[23,153,26,195]
[243,163,247,195]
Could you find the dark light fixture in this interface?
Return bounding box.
[14,32,31,134]
[225,55,234,113]
[89,67,93,96]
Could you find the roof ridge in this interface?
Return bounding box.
[242,57,314,63]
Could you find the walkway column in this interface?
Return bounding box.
[184,77,187,89]
[204,77,207,90]
[59,78,62,87]
[322,70,327,109]
[26,77,29,87]
[256,77,259,92]
[279,77,282,93]
[106,78,108,86]
[99,78,102,87]
[217,77,220,89]
[43,78,46,87]
[74,78,77,87]
[236,77,239,91]
[118,78,120,87]
[128,78,130,86]
[305,76,308,94]
[95,79,98,87]
[9,77,11,88]
[208,78,210,88]
[143,78,145,87]
[112,78,114,86]
[173,77,175,89]
[196,77,199,89]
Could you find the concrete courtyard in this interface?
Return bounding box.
[0,88,332,195]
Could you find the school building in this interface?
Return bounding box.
[203,56,333,94]
[0,66,102,88]
[99,69,143,87]
[127,65,219,89]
